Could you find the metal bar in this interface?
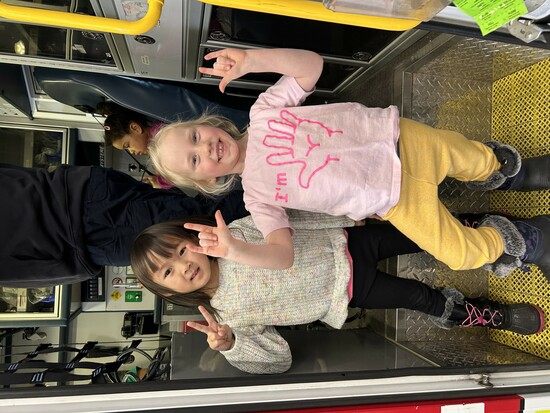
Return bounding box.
[0,0,164,35]
[198,0,420,31]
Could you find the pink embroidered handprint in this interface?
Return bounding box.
[262,110,342,189]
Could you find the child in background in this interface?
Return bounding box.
[131,210,544,374]
[148,47,550,280]
[97,102,172,189]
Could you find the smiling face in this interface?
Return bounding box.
[112,122,150,156]
[158,125,244,184]
[149,239,218,295]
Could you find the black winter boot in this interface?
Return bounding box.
[481,215,550,281]
[466,141,522,191]
[513,216,550,281]
[450,297,544,335]
[499,154,550,191]
[429,288,544,335]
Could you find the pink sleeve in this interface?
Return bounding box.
[244,192,293,238]
[250,76,314,117]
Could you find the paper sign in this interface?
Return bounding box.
[454,0,528,35]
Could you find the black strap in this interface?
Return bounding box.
[0,371,99,385]
[14,342,97,360]
[0,360,108,373]
[4,342,99,373]
[16,343,52,362]
[0,340,142,385]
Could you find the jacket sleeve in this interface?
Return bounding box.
[220,325,291,374]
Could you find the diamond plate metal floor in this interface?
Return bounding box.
[339,32,550,367]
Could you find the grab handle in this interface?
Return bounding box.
[198,0,420,31]
[0,0,164,35]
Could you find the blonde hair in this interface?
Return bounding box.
[148,114,246,196]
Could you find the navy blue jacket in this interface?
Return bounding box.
[0,165,247,287]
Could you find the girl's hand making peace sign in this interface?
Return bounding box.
[188,305,235,352]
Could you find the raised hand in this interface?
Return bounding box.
[200,48,323,95]
[198,48,248,93]
[184,210,233,259]
[188,305,234,352]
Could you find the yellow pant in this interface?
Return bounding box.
[382,118,504,270]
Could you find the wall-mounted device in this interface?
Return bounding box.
[82,266,155,312]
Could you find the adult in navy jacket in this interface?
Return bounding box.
[0,164,248,287]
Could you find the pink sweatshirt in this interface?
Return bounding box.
[241,76,401,238]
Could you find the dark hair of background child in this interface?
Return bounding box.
[96,102,150,146]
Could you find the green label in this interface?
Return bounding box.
[454,0,528,35]
[125,291,142,302]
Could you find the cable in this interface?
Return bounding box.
[115,346,169,382]
[125,150,155,177]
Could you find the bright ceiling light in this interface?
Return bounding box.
[14,40,26,55]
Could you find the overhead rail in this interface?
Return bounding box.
[198,0,422,31]
[0,0,164,35]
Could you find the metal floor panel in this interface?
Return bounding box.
[339,32,550,367]
[488,57,550,361]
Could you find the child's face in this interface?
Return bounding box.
[159,125,243,183]
[113,122,149,156]
[149,239,217,294]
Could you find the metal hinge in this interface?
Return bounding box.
[507,18,550,43]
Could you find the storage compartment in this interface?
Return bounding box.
[0,285,69,327]
[0,0,115,66]
[197,5,417,93]
[198,45,364,91]
[0,125,67,169]
[216,7,401,60]
[323,0,451,21]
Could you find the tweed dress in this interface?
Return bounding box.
[211,210,354,374]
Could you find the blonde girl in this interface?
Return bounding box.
[148,47,550,280]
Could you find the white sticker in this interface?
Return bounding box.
[122,1,148,20]
[442,403,485,413]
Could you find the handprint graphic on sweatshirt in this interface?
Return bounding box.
[262,110,343,189]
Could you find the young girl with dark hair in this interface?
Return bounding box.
[131,211,543,375]
[97,102,153,153]
[97,102,171,189]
